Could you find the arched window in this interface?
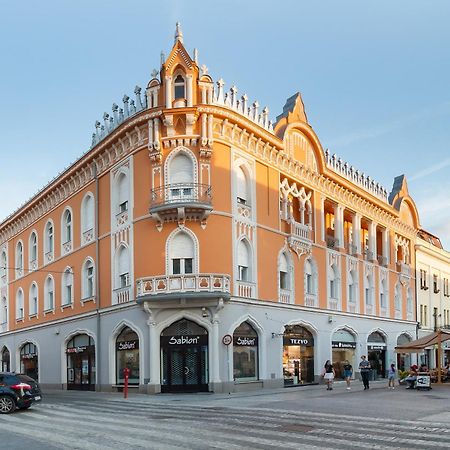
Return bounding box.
[44,220,54,260]
[407,287,413,318]
[116,327,140,385]
[1,346,10,372]
[174,74,186,99]
[365,275,373,306]
[16,241,23,278]
[29,232,37,266]
[380,278,388,310]
[81,193,95,242]
[347,270,356,303]
[168,231,195,275]
[233,321,258,382]
[1,296,7,325]
[117,173,129,214]
[29,283,38,316]
[44,276,55,311]
[20,343,38,380]
[279,253,289,290]
[236,166,249,205]
[329,265,339,299]
[62,268,73,306]
[279,251,293,303]
[0,251,6,284]
[82,259,95,299]
[304,259,313,295]
[168,152,195,200]
[237,239,251,282]
[16,289,24,320]
[62,209,72,244]
[116,246,130,288]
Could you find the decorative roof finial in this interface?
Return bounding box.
[174,22,183,44]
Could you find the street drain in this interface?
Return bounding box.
[279,424,315,433]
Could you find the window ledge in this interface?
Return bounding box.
[81,296,96,305]
[44,308,55,316]
[29,314,38,319]
[61,302,73,311]
[234,379,261,385]
[16,317,24,323]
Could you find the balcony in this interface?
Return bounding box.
[136,273,230,301]
[114,286,131,304]
[149,183,212,227]
[347,243,358,256]
[348,302,357,314]
[287,220,312,256]
[329,298,339,310]
[326,235,339,250]
[82,228,94,244]
[0,322,7,333]
[279,289,292,304]
[236,280,255,298]
[363,248,374,261]
[397,261,411,278]
[304,294,317,307]
[377,255,388,267]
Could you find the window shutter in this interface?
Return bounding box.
[279,253,288,272]
[236,167,248,202]
[118,247,129,275]
[170,154,194,184]
[118,174,129,205]
[238,241,249,267]
[171,233,194,259]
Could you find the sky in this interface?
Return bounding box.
[1,0,450,247]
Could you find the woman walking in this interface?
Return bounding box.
[388,363,396,389]
[343,360,353,390]
[323,360,335,390]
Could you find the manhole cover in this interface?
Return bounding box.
[279,424,315,433]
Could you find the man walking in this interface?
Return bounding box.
[359,355,371,390]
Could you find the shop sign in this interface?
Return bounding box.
[368,345,385,350]
[66,346,87,354]
[21,353,37,360]
[116,340,139,351]
[233,336,258,346]
[283,337,313,347]
[332,341,356,349]
[161,335,208,346]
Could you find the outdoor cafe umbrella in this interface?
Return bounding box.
[395,329,450,384]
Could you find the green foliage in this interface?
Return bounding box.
[398,369,409,380]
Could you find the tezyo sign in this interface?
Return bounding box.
[283,337,313,347]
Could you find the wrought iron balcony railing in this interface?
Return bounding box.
[150,183,212,210]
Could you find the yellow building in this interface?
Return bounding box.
[0,25,420,392]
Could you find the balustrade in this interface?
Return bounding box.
[115,286,131,304]
[279,289,292,304]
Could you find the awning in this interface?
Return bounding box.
[395,329,450,353]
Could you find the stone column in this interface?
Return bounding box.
[382,228,389,264]
[334,204,344,248]
[352,213,361,255]
[369,221,377,260]
[211,318,221,391]
[319,196,325,243]
[186,74,193,107]
[147,319,161,394]
[165,76,172,108]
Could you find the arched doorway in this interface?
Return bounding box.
[283,325,315,385]
[367,331,386,378]
[332,329,357,378]
[161,319,208,393]
[66,334,95,391]
[233,321,259,382]
[397,334,412,371]
[116,327,140,385]
[1,346,10,372]
[20,343,38,380]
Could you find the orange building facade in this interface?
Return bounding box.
[0,26,419,393]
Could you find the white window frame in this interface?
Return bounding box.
[44,276,55,312]
[29,283,38,317]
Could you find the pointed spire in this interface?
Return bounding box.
[174,22,183,44]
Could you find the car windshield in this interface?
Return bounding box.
[16,374,36,383]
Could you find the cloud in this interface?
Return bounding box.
[327,101,450,149]
[409,157,450,181]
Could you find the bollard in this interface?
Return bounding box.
[124,367,130,399]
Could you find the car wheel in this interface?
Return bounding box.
[0,396,16,414]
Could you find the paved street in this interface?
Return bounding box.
[2,381,450,449]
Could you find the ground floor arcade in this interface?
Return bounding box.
[0,298,416,393]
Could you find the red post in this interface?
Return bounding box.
[123,367,130,399]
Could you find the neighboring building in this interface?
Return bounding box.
[0,25,420,393]
[415,229,450,369]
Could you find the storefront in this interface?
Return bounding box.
[332,330,357,378]
[233,321,258,382]
[367,331,386,378]
[283,325,315,385]
[66,334,96,391]
[161,319,208,393]
[20,343,38,380]
[116,327,140,385]
[396,334,412,371]
[1,346,10,372]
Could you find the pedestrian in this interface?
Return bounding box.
[323,360,335,390]
[359,355,371,390]
[343,360,353,390]
[388,363,396,389]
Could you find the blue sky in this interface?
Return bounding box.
[1,1,450,246]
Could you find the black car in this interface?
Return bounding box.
[0,372,42,413]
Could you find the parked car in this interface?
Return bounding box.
[0,372,42,414]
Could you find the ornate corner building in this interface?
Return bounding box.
[0,25,422,393]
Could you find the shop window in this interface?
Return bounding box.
[332,329,356,379]
[233,321,258,382]
[116,327,140,385]
[20,343,38,380]
[283,325,314,385]
[66,334,95,389]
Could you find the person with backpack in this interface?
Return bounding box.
[388,363,396,389]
